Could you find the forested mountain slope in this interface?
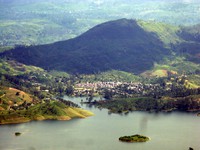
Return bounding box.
[0,19,172,74]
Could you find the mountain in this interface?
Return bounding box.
[175,24,200,63]
[0,19,172,74]
[1,0,200,47]
[179,24,200,43]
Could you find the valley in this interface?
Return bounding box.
[0,17,200,126]
[0,0,200,149]
[0,57,199,120]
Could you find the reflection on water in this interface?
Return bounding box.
[0,96,199,150]
[139,112,162,133]
[140,116,148,133]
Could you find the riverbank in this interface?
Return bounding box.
[85,95,200,114]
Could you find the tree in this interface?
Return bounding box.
[16,92,20,96]
[66,85,74,95]
[104,89,113,100]
[88,95,93,103]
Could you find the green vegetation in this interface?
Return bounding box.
[49,70,70,78]
[142,57,200,79]
[0,87,33,109]
[1,18,200,75]
[179,24,200,43]
[95,97,159,113]
[0,19,74,46]
[94,94,200,114]
[138,20,181,45]
[1,0,200,47]
[0,1,200,122]
[0,19,172,74]
[119,134,150,142]
[79,70,141,82]
[0,59,44,76]
[0,86,93,125]
[0,46,13,53]
[184,75,200,89]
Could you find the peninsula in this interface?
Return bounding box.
[0,87,93,125]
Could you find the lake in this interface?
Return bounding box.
[0,96,199,150]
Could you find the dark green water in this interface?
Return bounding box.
[0,96,199,150]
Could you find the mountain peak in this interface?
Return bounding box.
[79,18,151,40]
[1,19,171,74]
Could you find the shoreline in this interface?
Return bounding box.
[0,113,94,125]
[0,108,94,125]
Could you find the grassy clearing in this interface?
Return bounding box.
[142,57,200,78]
[0,87,32,105]
[185,75,200,88]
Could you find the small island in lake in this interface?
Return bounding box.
[15,132,21,136]
[119,134,150,142]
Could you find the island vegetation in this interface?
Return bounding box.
[119,134,150,142]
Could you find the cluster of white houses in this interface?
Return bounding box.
[74,81,162,97]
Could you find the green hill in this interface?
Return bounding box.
[0,59,44,75]
[0,86,94,124]
[174,24,200,64]
[1,0,200,47]
[0,18,199,75]
[0,19,171,74]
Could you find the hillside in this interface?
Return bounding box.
[0,19,173,74]
[175,24,200,64]
[1,0,200,47]
[0,87,33,111]
[1,18,200,75]
[0,59,44,75]
[0,86,93,124]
